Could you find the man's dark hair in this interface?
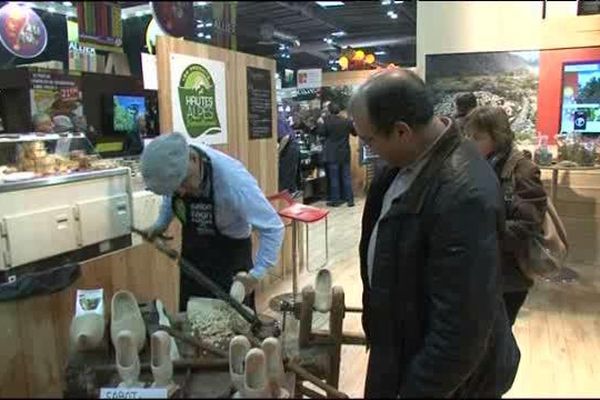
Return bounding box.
[328,102,341,115]
[349,69,434,135]
[454,92,478,117]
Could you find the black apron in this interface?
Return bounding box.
[173,147,254,312]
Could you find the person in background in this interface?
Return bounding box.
[53,115,74,133]
[123,114,146,156]
[140,133,284,311]
[317,102,356,207]
[453,92,478,131]
[52,115,75,156]
[463,106,547,325]
[32,112,55,134]
[278,112,300,194]
[350,69,519,398]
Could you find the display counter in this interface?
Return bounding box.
[0,133,178,397]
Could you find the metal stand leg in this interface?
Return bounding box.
[292,220,298,301]
[267,220,301,312]
[305,222,309,274]
[306,217,329,273]
[325,216,329,264]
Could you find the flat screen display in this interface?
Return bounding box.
[113,95,146,133]
[561,61,600,134]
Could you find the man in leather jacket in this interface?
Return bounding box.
[349,69,520,398]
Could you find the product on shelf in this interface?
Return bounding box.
[557,132,597,167]
[534,135,553,166]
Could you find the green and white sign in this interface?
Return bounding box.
[170,53,228,145]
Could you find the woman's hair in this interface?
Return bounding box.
[463,106,514,151]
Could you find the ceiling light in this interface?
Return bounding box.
[394,1,404,3]
[194,1,208,5]
[205,34,211,39]
[63,1,73,6]
[197,32,205,38]
[205,22,213,27]
[381,0,392,4]
[197,23,205,28]
[332,31,346,37]
[316,1,345,8]
[294,39,301,46]
[387,10,394,16]
[390,13,398,19]
[374,51,387,55]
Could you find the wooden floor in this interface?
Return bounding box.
[256,197,600,398]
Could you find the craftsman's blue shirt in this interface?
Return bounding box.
[152,143,284,279]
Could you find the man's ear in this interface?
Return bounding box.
[393,121,411,139]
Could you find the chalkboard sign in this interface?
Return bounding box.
[247,67,272,140]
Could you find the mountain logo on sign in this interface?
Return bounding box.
[178,64,221,138]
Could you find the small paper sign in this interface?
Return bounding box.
[99,387,168,399]
[75,288,104,317]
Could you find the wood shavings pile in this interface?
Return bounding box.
[187,299,251,349]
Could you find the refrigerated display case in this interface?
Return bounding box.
[0,133,133,276]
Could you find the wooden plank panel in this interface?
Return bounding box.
[17,295,63,396]
[0,302,28,397]
[541,14,600,50]
[155,37,289,296]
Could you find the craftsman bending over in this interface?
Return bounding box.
[140,133,284,311]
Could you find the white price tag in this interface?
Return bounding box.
[99,388,168,399]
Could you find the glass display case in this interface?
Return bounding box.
[0,132,120,184]
[0,132,134,274]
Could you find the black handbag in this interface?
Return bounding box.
[0,262,81,302]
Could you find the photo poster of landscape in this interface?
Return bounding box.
[426,50,540,142]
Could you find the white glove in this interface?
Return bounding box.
[230,272,259,302]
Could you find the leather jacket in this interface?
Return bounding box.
[359,120,520,398]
